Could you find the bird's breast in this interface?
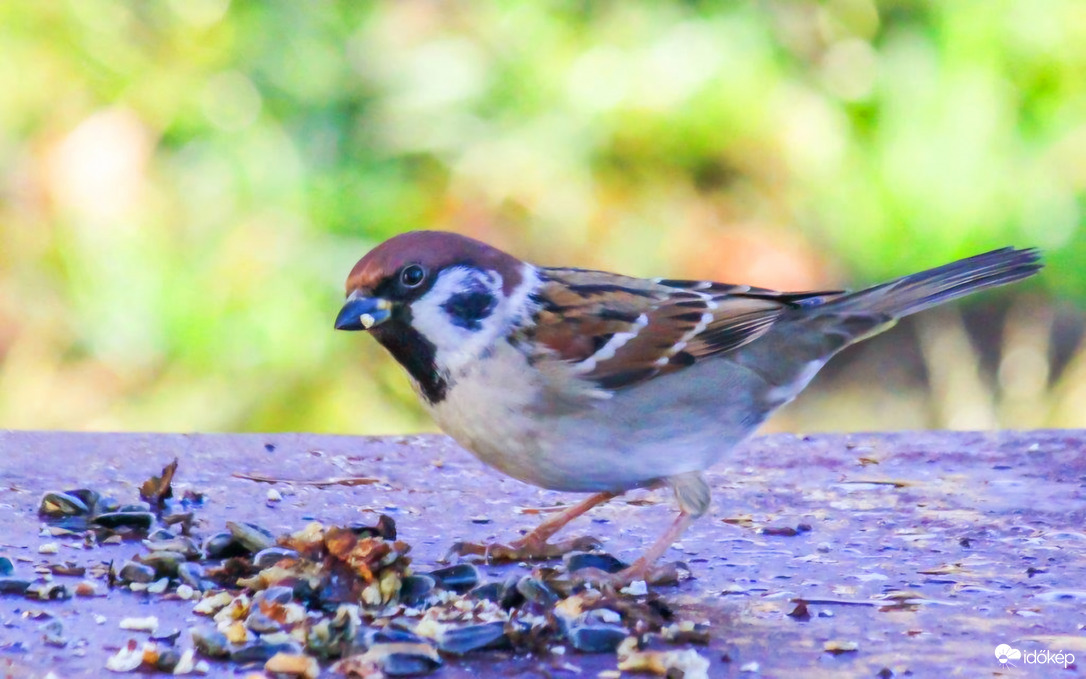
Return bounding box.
[424,340,555,483]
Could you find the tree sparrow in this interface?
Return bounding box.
[335,231,1041,583]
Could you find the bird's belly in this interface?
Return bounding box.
[424,348,608,491]
[423,348,780,493]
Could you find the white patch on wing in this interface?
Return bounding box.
[410,263,542,377]
[669,300,714,355]
[574,313,649,374]
[692,311,713,336]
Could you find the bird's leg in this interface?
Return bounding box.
[608,510,696,583]
[449,491,617,563]
[508,490,618,554]
[575,471,709,586]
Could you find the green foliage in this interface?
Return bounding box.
[0,0,1080,432]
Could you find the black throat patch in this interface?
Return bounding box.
[372,323,448,404]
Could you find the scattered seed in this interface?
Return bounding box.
[74,580,100,597]
[25,582,70,601]
[0,578,32,595]
[32,465,714,679]
[139,458,178,508]
[38,492,90,518]
[824,640,859,654]
[173,648,196,674]
[104,640,144,672]
[567,623,628,653]
[92,511,156,531]
[118,561,156,584]
[190,626,230,658]
[617,637,710,678]
[787,601,810,620]
[119,616,159,632]
[264,652,319,679]
[429,563,479,594]
[40,619,67,647]
[434,621,509,655]
[761,526,799,537]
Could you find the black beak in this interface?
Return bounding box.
[334,296,392,331]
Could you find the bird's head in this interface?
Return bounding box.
[336,230,533,402]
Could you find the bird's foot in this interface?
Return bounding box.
[447,534,602,564]
[570,559,687,588]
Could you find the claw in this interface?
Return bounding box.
[641,561,688,586]
[571,560,689,588]
[444,534,604,564]
[531,535,602,557]
[444,541,492,561]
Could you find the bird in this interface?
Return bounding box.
[335,230,1042,584]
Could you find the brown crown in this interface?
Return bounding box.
[346,231,525,295]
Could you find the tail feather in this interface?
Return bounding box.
[826,247,1043,319]
[726,247,1041,398]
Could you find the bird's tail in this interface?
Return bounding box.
[725,247,1041,407]
[825,247,1043,319]
[781,246,1044,354]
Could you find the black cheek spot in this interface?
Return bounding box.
[442,291,496,331]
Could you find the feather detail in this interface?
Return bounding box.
[522,268,840,391]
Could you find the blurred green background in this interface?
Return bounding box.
[0,0,1083,436]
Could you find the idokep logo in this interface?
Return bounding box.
[995,643,1075,668]
[995,644,1022,666]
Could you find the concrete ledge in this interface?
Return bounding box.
[1,430,1084,677]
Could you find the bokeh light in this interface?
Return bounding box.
[0,1,1081,434]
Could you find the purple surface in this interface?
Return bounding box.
[1,430,1084,677]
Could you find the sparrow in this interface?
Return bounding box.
[335,230,1041,583]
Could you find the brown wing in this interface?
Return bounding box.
[525,268,841,391]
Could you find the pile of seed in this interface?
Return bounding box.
[8,463,712,678]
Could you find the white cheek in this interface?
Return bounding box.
[409,268,502,373]
[410,263,541,376]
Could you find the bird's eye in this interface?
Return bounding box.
[400,264,426,288]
